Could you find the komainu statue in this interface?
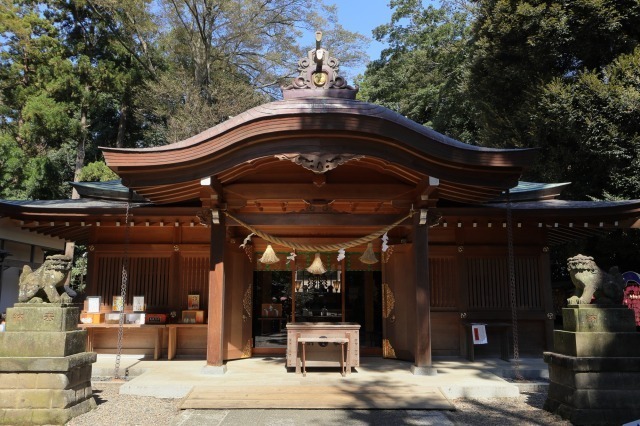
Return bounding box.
[567,254,625,305]
[18,254,73,303]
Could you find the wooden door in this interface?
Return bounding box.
[223,243,253,360]
[382,244,416,361]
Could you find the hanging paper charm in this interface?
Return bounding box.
[337,248,346,262]
[240,233,255,249]
[381,232,389,252]
[286,250,297,264]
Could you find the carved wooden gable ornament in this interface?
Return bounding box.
[282,31,358,100]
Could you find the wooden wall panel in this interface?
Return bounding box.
[431,312,460,356]
[176,327,208,357]
[382,244,416,361]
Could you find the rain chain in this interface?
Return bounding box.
[506,190,524,381]
[114,201,131,380]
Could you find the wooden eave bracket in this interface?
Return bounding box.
[200,176,224,207]
[418,176,440,204]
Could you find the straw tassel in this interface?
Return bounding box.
[359,243,378,264]
[306,253,327,275]
[259,244,280,264]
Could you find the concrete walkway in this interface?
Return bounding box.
[92,355,548,401]
[170,408,456,426]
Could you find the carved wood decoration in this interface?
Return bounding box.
[195,209,212,226]
[383,339,397,359]
[382,246,394,264]
[382,282,395,319]
[276,153,363,174]
[241,339,252,358]
[243,285,252,322]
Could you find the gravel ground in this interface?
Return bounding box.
[66,382,571,426]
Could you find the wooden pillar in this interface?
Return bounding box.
[540,238,555,351]
[206,213,226,366]
[412,209,436,375]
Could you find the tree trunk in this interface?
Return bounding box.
[66,100,88,285]
[116,98,128,148]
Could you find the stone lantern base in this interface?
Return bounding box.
[0,304,96,425]
[544,306,640,425]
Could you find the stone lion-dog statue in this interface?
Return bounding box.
[18,254,74,303]
[567,254,625,305]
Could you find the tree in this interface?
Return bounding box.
[536,47,640,200]
[359,0,477,143]
[467,0,640,156]
[1,1,369,199]
[0,1,73,199]
[134,0,368,145]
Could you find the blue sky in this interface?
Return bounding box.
[335,1,393,76]
[336,2,393,69]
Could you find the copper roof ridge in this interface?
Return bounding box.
[101,97,535,158]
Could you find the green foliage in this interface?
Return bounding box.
[70,245,88,293]
[536,47,640,200]
[78,161,119,182]
[359,0,477,142]
[467,0,640,156]
[0,133,27,199]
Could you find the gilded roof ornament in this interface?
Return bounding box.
[282,31,358,99]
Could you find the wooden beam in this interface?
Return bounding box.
[224,183,414,201]
[207,212,226,367]
[227,213,412,227]
[412,209,435,374]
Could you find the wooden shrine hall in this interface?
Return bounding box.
[2,34,640,374]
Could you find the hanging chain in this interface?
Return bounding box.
[114,201,131,380]
[506,190,524,380]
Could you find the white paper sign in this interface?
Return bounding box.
[472,324,488,345]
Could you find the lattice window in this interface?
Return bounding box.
[466,256,542,309]
[93,255,171,309]
[430,256,458,308]
[179,256,209,311]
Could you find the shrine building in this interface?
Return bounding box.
[1,34,639,373]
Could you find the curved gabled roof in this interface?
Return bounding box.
[102,97,536,193]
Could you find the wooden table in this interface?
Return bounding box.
[298,336,349,376]
[78,323,164,360]
[166,323,208,360]
[286,322,360,374]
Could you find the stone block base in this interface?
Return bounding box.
[0,397,96,425]
[544,352,640,425]
[0,353,96,425]
[553,330,640,357]
[0,330,87,358]
[410,365,438,376]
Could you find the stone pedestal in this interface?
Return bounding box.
[544,305,640,425]
[0,304,96,425]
